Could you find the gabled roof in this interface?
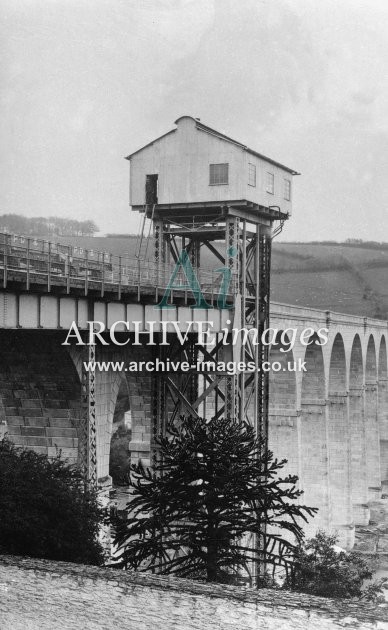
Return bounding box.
[125,128,177,160]
[125,115,300,175]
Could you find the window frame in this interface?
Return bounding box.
[266,172,275,195]
[284,178,291,201]
[248,162,256,187]
[209,163,229,186]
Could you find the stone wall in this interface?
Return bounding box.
[0,331,81,466]
[0,555,386,630]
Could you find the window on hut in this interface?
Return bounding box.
[284,178,291,201]
[248,163,256,187]
[266,172,274,194]
[209,163,229,185]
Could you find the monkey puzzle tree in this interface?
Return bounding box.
[113,416,317,584]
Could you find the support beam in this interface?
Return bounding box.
[80,343,97,489]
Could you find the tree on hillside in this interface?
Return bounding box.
[0,214,99,238]
[81,220,99,236]
[0,213,29,234]
[0,437,105,565]
[113,416,317,584]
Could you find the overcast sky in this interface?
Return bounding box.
[1,0,387,241]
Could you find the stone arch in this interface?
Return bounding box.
[268,333,298,479]
[365,335,381,499]
[301,337,326,401]
[378,336,388,493]
[348,335,368,525]
[269,333,297,409]
[349,335,363,388]
[66,344,126,483]
[329,333,347,393]
[379,336,388,379]
[366,335,377,381]
[327,333,353,548]
[94,361,124,483]
[300,336,328,537]
[0,330,82,466]
[67,342,158,486]
[113,377,131,428]
[124,347,154,470]
[108,376,131,486]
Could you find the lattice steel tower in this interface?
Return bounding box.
[126,116,298,445]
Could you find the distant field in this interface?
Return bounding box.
[54,235,388,319]
[272,243,388,318]
[271,270,372,314]
[55,235,140,257]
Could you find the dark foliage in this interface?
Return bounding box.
[0,437,105,565]
[286,531,385,601]
[113,416,317,584]
[109,425,132,486]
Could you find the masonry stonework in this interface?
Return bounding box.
[0,331,82,466]
[0,555,386,630]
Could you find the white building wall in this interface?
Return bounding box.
[129,116,294,214]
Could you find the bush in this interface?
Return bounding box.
[287,531,385,601]
[0,437,105,565]
[109,425,131,486]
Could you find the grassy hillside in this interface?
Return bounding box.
[54,235,388,319]
[271,243,388,318]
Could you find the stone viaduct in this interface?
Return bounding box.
[0,234,387,551]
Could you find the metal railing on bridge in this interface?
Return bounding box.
[0,232,236,302]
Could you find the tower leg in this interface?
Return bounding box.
[80,343,97,489]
